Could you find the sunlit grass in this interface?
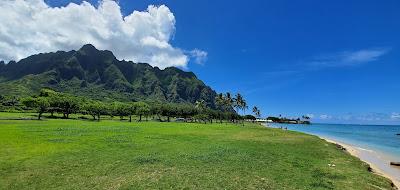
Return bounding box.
[0,112,393,189]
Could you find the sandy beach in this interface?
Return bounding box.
[323,138,400,189]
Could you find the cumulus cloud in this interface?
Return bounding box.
[0,0,205,68]
[391,113,400,120]
[188,49,208,65]
[309,48,389,67]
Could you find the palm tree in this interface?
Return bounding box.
[195,99,206,111]
[215,93,225,123]
[223,92,234,123]
[302,115,311,120]
[234,93,243,115]
[252,106,261,118]
[224,92,234,110]
[241,98,247,115]
[215,93,225,111]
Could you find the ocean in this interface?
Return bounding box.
[266,123,400,160]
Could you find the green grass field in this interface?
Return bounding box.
[0,112,394,189]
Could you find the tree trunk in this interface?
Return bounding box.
[139,114,142,122]
[97,113,100,121]
[38,112,42,120]
[167,116,170,122]
[129,115,132,122]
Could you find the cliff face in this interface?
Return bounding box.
[0,44,216,107]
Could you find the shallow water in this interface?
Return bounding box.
[266,123,400,160]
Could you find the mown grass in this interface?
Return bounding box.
[0,112,394,189]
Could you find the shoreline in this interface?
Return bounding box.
[322,137,399,189]
[262,123,399,188]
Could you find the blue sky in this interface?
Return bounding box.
[33,1,400,124]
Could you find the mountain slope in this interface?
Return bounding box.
[0,44,216,107]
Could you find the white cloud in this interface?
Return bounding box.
[319,114,332,120]
[391,113,400,120]
[0,0,204,69]
[342,49,388,63]
[355,112,389,121]
[310,48,389,67]
[338,114,353,121]
[188,49,208,65]
[305,114,314,119]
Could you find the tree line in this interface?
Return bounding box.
[18,89,263,123]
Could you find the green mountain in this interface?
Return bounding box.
[0,44,216,107]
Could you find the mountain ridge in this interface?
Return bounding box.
[0,44,216,107]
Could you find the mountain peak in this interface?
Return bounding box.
[76,44,116,62]
[0,45,217,106]
[79,44,98,53]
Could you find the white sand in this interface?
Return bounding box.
[323,138,400,189]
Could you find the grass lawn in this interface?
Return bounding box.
[0,112,394,189]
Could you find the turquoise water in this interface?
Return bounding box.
[268,123,400,160]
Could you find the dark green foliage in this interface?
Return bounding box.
[21,97,50,119]
[252,106,261,118]
[55,94,81,119]
[0,44,217,106]
[133,102,150,121]
[0,95,20,110]
[17,89,242,124]
[267,116,311,124]
[243,114,256,120]
[110,102,130,120]
[81,100,106,121]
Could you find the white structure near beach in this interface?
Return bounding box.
[255,119,273,123]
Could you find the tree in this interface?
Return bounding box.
[176,104,197,120]
[244,114,256,121]
[83,101,105,121]
[241,98,248,115]
[56,95,80,119]
[160,103,176,122]
[47,95,59,117]
[234,93,243,115]
[214,94,227,123]
[221,92,235,123]
[195,100,207,112]
[111,102,129,120]
[252,106,261,118]
[126,103,137,122]
[302,115,311,120]
[224,92,234,111]
[22,97,49,120]
[215,93,225,111]
[150,103,163,121]
[38,89,59,117]
[194,113,209,124]
[234,93,247,114]
[135,102,150,122]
